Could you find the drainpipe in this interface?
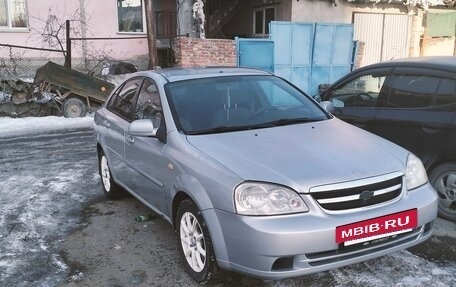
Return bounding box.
[79,0,88,68]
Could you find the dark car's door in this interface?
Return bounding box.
[322,68,392,131]
[124,78,166,211]
[372,68,456,166]
[103,78,142,186]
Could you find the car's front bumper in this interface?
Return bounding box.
[203,183,438,280]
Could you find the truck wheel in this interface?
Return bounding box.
[63,97,86,118]
[429,163,456,222]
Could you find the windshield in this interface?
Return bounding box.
[165,75,329,135]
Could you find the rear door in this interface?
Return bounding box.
[372,68,456,166]
[323,67,391,131]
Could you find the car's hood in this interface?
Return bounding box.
[186,118,408,193]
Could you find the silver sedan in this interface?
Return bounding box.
[94,67,438,282]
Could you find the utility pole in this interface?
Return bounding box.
[144,0,158,69]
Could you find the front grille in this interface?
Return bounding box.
[310,175,403,211]
[305,226,421,267]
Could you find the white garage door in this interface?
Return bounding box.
[354,13,411,67]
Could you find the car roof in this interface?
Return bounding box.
[133,66,272,82]
[362,56,456,72]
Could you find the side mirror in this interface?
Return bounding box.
[128,119,157,137]
[320,101,335,114]
[312,94,322,103]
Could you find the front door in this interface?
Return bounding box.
[323,68,391,131]
[124,78,166,211]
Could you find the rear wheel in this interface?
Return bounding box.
[429,163,456,222]
[176,199,217,282]
[99,150,124,199]
[63,97,86,118]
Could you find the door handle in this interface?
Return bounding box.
[125,135,135,144]
[422,123,442,134]
[351,120,367,128]
[103,120,110,128]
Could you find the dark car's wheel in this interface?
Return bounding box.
[430,163,456,222]
[99,150,124,199]
[176,199,217,282]
[63,97,87,118]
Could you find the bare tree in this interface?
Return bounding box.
[29,8,85,60]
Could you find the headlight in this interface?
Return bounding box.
[234,182,309,215]
[405,153,428,191]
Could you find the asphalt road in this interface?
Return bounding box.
[0,130,455,287]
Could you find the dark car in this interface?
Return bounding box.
[320,56,456,222]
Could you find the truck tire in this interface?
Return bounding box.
[63,97,87,118]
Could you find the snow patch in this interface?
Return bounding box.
[0,116,94,139]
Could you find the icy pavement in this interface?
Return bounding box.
[0,118,100,287]
[0,116,93,139]
[0,116,454,286]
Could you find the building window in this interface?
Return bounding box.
[253,7,275,35]
[0,0,28,29]
[117,0,146,33]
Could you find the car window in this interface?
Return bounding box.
[166,75,329,134]
[258,81,302,107]
[328,74,387,108]
[108,78,142,120]
[386,75,445,108]
[133,78,163,129]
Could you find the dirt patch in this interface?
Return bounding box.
[0,102,59,117]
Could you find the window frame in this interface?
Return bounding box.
[253,6,275,36]
[107,77,144,121]
[384,67,456,109]
[132,77,164,129]
[0,0,29,30]
[325,68,392,108]
[116,0,147,34]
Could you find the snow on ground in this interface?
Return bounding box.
[0,116,93,139]
[0,130,101,286]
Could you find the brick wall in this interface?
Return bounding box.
[172,37,237,67]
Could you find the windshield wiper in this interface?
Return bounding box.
[187,125,250,135]
[187,118,325,135]
[253,117,324,128]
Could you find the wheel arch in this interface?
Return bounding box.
[427,159,456,175]
[170,177,230,265]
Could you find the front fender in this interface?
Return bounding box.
[167,173,231,264]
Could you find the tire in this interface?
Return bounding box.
[429,163,456,222]
[98,150,124,199]
[63,97,87,118]
[176,199,217,282]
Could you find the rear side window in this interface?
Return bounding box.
[108,78,142,120]
[386,75,456,108]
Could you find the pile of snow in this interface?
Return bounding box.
[0,116,94,139]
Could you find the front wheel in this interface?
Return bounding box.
[429,163,456,222]
[176,199,217,282]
